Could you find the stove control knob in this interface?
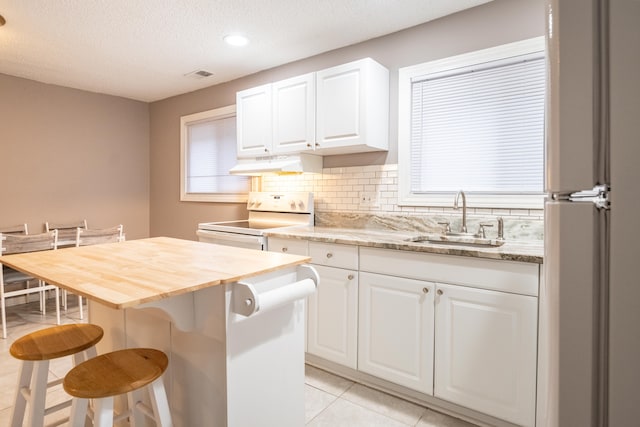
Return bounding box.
[297,200,305,210]
[289,200,296,210]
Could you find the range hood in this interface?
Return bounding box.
[229,153,323,176]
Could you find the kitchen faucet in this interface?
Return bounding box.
[453,190,467,233]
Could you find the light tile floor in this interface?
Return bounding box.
[0,300,478,427]
[305,365,478,427]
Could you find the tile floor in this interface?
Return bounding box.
[304,365,477,427]
[0,300,477,427]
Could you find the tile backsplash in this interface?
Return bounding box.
[261,164,544,241]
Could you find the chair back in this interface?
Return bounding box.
[76,225,124,247]
[0,224,28,235]
[1,230,58,255]
[45,220,87,242]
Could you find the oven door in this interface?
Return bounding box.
[196,229,265,251]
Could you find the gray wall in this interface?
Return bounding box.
[149,0,544,239]
[0,74,150,239]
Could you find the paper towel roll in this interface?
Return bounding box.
[233,277,317,317]
[256,278,316,314]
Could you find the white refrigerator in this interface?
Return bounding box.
[540,0,640,426]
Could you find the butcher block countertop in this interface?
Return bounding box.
[0,237,310,309]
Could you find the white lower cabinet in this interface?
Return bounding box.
[358,272,435,394]
[434,283,538,427]
[267,239,540,426]
[307,264,358,368]
[359,247,539,427]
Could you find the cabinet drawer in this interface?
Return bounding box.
[309,242,358,269]
[267,237,309,255]
[360,247,539,296]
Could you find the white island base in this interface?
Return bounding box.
[89,266,314,427]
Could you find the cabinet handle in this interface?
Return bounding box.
[264,147,268,152]
[437,289,443,295]
[315,143,320,147]
[423,287,429,294]
[348,274,354,280]
[326,253,333,259]
[306,143,312,148]
[281,247,288,253]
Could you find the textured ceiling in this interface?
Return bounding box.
[0,0,491,102]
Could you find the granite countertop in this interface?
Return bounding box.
[265,226,544,264]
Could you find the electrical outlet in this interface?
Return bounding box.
[359,191,380,207]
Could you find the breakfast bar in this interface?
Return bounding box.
[0,237,316,426]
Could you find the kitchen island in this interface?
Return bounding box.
[1,237,316,427]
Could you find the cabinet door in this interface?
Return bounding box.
[358,272,434,394]
[236,84,272,157]
[315,61,362,150]
[435,283,537,427]
[307,265,358,369]
[272,73,315,154]
[315,58,389,154]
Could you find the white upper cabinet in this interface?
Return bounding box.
[315,58,389,155]
[236,58,389,158]
[236,84,273,157]
[272,73,316,154]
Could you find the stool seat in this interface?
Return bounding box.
[64,348,168,399]
[64,348,172,426]
[10,323,103,361]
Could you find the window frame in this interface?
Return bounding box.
[397,36,546,209]
[179,105,253,203]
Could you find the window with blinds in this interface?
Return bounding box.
[180,106,250,202]
[398,37,546,208]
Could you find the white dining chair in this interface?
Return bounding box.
[0,230,60,339]
[45,219,87,247]
[70,225,124,320]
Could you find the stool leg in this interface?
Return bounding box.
[54,287,61,325]
[127,389,145,427]
[10,360,33,427]
[94,397,114,427]
[1,295,7,339]
[27,360,49,427]
[72,345,97,367]
[148,377,172,427]
[69,397,89,427]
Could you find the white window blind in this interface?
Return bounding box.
[180,106,250,202]
[410,53,545,194]
[186,117,248,193]
[409,52,545,195]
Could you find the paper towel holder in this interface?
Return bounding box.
[232,265,319,317]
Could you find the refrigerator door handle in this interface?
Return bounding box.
[551,184,611,210]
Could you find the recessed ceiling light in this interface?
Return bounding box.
[223,34,249,47]
[0,15,6,26]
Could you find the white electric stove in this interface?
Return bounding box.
[196,192,314,250]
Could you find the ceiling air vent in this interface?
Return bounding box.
[184,70,213,79]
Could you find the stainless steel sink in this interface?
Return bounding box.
[404,234,505,247]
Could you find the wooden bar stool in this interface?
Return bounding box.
[9,323,104,427]
[63,348,172,427]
